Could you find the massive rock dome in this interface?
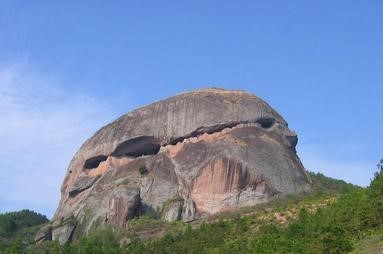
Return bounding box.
[50,88,311,243]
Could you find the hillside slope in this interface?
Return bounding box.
[0,210,48,251]
[0,168,364,253]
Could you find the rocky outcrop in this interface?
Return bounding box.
[50,88,311,243]
[52,224,75,245]
[106,188,140,228]
[163,200,183,222]
[68,173,99,197]
[34,224,52,244]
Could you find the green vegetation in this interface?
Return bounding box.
[0,210,48,238]
[0,210,48,251]
[1,160,383,253]
[308,171,361,194]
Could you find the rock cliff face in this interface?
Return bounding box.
[51,88,311,243]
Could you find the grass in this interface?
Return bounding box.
[351,234,383,254]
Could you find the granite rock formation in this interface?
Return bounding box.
[49,88,311,243]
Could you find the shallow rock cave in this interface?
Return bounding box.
[83,155,108,169]
[256,117,275,129]
[111,136,161,158]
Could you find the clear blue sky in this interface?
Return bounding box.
[0,1,382,217]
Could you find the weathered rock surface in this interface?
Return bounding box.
[163,200,183,222]
[52,224,75,245]
[68,173,99,197]
[34,224,52,244]
[51,88,311,243]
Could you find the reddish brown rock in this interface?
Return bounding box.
[51,88,311,242]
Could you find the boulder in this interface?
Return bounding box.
[51,88,311,241]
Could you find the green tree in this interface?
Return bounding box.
[320,225,352,254]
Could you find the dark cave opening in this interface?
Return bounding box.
[256,118,275,129]
[111,136,161,158]
[84,155,108,169]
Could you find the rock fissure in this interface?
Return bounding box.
[167,118,276,146]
